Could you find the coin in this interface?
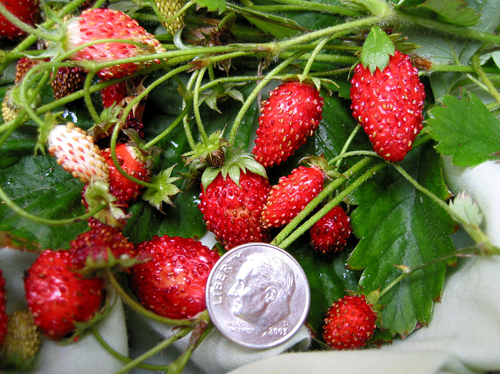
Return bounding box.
[206,242,310,349]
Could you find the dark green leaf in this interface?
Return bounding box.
[426,91,500,167]
[348,144,456,336]
[419,0,481,27]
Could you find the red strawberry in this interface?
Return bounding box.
[0,268,8,347]
[128,235,220,319]
[350,50,425,162]
[252,81,324,168]
[261,159,326,229]
[198,148,271,250]
[51,66,87,101]
[69,226,137,272]
[47,122,109,184]
[323,294,377,350]
[102,142,151,204]
[64,8,166,79]
[24,249,105,340]
[0,0,41,40]
[101,80,128,108]
[310,205,352,254]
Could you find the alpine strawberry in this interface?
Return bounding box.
[24,249,105,340]
[252,81,324,168]
[0,0,41,40]
[323,294,377,350]
[310,205,352,254]
[51,66,86,101]
[128,235,220,319]
[261,162,325,229]
[155,0,186,35]
[47,122,109,184]
[350,50,425,162]
[64,8,166,79]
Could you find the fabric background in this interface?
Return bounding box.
[1,157,499,373]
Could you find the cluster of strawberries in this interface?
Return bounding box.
[0,0,427,367]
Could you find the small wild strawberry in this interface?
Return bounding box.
[47,122,109,183]
[310,205,352,254]
[24,249,105,340]
[350,50,425,162]
[101,142,152,204]
[51,66,87,100]
[261,157,327,229]
[129,235,220,319]
[198,148,271,250]
[0,0,41,40]
[64,8,166,79]
[155,0,186,35]
[323,294,377,350]
[252,81,324,168]
[69,226,138,273]
[101,80,128,109]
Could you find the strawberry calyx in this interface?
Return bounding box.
[183,129,229,168]
[300,155,340,180]
[200,146,268,191]
[142,165,182,213]
[84,179,129,228]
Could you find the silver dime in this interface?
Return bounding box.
[206,242,310,349]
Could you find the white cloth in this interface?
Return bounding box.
[2,158,500,374]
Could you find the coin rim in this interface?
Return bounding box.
[205,242,311,349]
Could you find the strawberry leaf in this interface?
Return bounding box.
[347,144,456,337]
[426,91,500,167]
[194,0,226,14]
[361,26,395,74]
[420,0,480,27]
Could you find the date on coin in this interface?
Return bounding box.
[206,243,310,349]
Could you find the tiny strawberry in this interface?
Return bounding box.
[198,147,271,250]
[14,57,45,84]
[323,294,377,350]
[51,66,87,101]
[261,157,327,229]
[47,122,109,183]
[128,235,220,319]
[0,0,41,40]
[155,0,186,35]
[24,249,105,340]
[350,50,425,162]
[0,310,40,370]
[64,8,166,79]
[69,226,138,273]
[310,205,352,254]
[0,268,7,348]
[1,87,20,123]
[102,142,152,204]
[101,80,128,109]
[252,81,324,168]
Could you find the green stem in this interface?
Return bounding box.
[144,101,193,149]
[0,185,107,225]
[113,326,193,374]
[228,50,308,145]
[104,269,195,327]
[91,326,171,371]
[193,66,210,145]
[471,53,500,106]
[334,124,363,169]
[262,0,363,17]
[83,72,102,124]
[302,36,332,77]
[277,161,386,249]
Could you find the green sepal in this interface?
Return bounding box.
[360,26,395,74]
[142,165,183,212]
[84,179,128,228]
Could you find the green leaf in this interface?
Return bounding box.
[419,0,481,27]
[426,91,500,167]
[194,0,226,13]
[361,26,395,74]
[348,144,456,337]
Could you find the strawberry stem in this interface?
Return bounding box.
[83,71,102,124]
[193,66,210,145]
[113,326,194,374]
[247,0,363,17]
[471,53,500,106]
[90,325,172,371]
[0,185,108,225]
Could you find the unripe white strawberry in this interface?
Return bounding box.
[47,122,109,183]
[155,0,186,35]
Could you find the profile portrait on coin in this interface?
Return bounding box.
[228,253,295,333]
